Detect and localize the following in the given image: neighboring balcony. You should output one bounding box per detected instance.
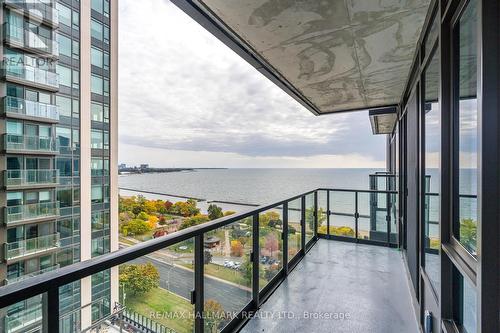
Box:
[3,0,59,28]
[3,201,60,226]
[2,96,59,123]
[2,62,59,91]
[3,169,59,190]
[3,302,43,333]
[3,23,59,57]
[4,264,59,286]
[3,233,60,261]
[3,134,59,155]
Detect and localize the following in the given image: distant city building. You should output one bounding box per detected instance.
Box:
[119,163,127,170]
[140,164,149,169]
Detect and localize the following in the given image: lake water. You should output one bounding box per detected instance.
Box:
[119,168,385,206]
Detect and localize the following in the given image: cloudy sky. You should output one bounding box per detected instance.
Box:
[118,0,386,168]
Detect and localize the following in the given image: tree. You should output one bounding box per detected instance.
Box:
[204,250,213,265]
[179,215,210,230]
[259,211,281,227]
[204,299,225,333]
[460,218,477,252]
[264,233,279,257]
[158,215,167,226]
[126,219,152,235]
[230,240,244,257]
[119,263,159,296]
[207,204,223,220]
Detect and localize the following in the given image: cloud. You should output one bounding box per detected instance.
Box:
[118,0,386,165]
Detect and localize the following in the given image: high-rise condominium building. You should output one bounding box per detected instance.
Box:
[0,0,118,331]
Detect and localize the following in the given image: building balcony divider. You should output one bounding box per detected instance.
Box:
[3,232,60,261]
[3,169,59,188]
[2,58,59,90]
[3,0,59,27]
[4,264,59,286]
[2,96,59,122]
[3,134,59,154]
[4,201,60,225]
[3,23,59,57]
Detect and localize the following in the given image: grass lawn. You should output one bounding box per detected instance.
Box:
[126,287,193,333]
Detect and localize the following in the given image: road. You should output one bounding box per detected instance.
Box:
[128,254,251,313]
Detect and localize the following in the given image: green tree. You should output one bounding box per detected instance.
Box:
[207,204,224,220]
[119,263,160,296]
[460,218,477,252]
[126,219,152,235]
[204,250,213,265]
[179,215,210,230]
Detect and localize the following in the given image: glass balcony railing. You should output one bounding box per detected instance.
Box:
[4,0,59,26]
[4,302,43,333]
[4,169,59,187]
[4,264,59,285]
[3,96,59,121]
[4,201,60,224]
[3,60,59,89]
[0,187,397,333]
[3,134,58,153]
[4,233,60,260]
[3,23,59,56]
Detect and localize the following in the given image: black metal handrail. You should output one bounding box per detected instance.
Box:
[0,187,398,333]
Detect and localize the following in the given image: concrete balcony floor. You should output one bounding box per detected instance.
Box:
[242,240,419,333]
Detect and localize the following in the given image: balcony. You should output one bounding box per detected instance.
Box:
[4,201,60,225]
[4,265,59,286]
[3,302,43,333]
[3,23,59,57]
[3,169,59,189]
[3,0,59,27]
[3,134,59,154]
[2,61,59,91]
[3,233,60,261]
[0,187,418,333]
[2,96,59,122]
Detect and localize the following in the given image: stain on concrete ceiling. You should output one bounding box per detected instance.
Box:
[197,0,431,114]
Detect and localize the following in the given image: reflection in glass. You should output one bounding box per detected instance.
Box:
[204,218,252,332]
[259,207,283,290]
[329,191,355,237]
[457,0,477,256]
[287,198,302,260]
[304,194,314,244]
[424,48,440,292]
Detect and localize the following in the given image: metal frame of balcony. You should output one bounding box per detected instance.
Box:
[3,169,59,190]
[3,0,59,28]
[2,96,59,123]
[0,187,397,333]
[3,264,59,286]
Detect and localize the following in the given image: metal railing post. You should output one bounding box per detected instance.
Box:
[355,191,359,240]
[252,213,259,307]
[314,191,318,238]
[282,202,289,275]
[301,196,306,251]
[327,190,330,236]
[386,192,391,245]
[194,234,204,333]
[45,287,59,333]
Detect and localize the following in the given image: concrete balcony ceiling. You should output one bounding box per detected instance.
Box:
[176,0,432,114]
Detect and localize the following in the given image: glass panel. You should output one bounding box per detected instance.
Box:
[203,218,252,332]
[424,48,441,292]
[304,194,314,244]
[287,198,302,260]
[259,206,283,290]
[456,0,478,256]
[119,240,195,333]
[357,192,388,242]
[329,191,355,237]
[462,276,477,333]
[317,190,327,234]
[2,294,45,333]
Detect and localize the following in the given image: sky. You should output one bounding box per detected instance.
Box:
[118,0,387,168]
